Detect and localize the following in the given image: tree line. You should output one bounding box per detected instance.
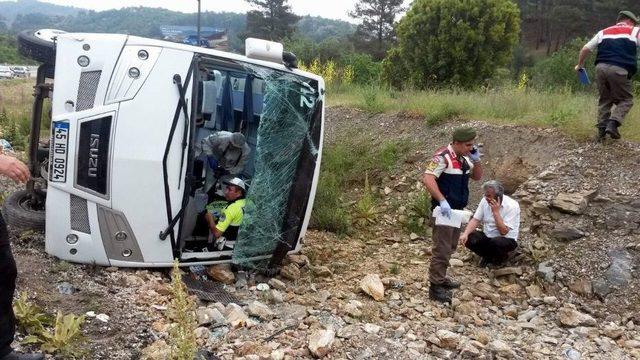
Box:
[2,0,639,89]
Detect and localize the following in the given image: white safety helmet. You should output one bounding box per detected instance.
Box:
[223,177,246,192]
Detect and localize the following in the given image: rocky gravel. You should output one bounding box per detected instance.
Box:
[3,107,640,359]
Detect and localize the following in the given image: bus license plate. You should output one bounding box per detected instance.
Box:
[50,121,69,183]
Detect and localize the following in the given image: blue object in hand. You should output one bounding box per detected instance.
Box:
[578,68,590,85]
[469,145,482,163]
[207,156,218,170]
[439,199,452,219]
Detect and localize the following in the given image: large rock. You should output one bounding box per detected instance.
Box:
[459,342,481,358]
[525,284,543,298]
[336,325,359,339]
[449,259,464,267]
[207,264,235,284]
[287,254,310,267]
[493,267,523,277]
[280,263,301,280]
[488,340,515,357]
[603,322,624,340]
[194,327,210,341]
[470,282,500,303]
[558,306,597,327]
[550,225,585,241]
[247,301,275,321]
[308,329,335,358]
[593,249,633,298]
[537,261,555,283]
[568,279,593,297]
[436,330,461,349]
[313,266,333,278]
[455,301,477,317]
[551,193,589,215]
[360,274,385,301]
[140,340,172,360]
[225,303,249,328]
[196,307,225,326]
[268,278,287,291]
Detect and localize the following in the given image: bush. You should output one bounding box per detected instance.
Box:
[353,173,379,228]
[381,47,409,90]
[384,0,520,89]
[343,53,382,85]
[360,86,387,114]
[168,260,198,360]
[14,292,87,359]
[531,37,595,92]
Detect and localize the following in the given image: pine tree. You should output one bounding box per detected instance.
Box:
[244,0,301,42]
[349,0,405,60]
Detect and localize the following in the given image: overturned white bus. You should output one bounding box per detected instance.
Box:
[4,29,325,269]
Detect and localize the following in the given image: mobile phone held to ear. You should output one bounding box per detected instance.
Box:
[470,145,478,155]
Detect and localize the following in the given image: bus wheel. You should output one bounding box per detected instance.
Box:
[2,189,46,231]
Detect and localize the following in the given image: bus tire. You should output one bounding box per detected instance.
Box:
[17,30,57,65]
[2,190,46,232]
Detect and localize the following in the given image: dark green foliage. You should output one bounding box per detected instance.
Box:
[343,53,382,85]
[349,0,405,60]
[530,37,595,92]
[384,0,520,89]
[381,47,408,89]
[244,0,300,42]
[285,35,356,64]
[0,34,35,64]
[519,0,638,54]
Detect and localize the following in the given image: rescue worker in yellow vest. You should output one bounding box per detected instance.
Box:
[422,127,483,303]
[205,177,246,251]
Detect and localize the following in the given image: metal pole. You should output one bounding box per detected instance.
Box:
[197,0,201,46]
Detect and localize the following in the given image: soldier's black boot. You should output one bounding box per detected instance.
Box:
[441,278,461,289]
[605,119,621,139]
[429,283,452,303]
[595,122,607,142]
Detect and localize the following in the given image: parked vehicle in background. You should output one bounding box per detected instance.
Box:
[182,35,209,47]
[0,65,14,79]
[11,66,30,77]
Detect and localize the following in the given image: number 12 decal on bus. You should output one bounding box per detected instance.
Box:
[50,121,69,183]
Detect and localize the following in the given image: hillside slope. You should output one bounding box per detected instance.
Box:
[4,107,640,359]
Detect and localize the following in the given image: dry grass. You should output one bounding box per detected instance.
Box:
[329,84,640,142]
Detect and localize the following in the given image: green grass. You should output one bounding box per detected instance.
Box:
[0,78,50,150]
[310,137,413,234]
[329,84,640,142]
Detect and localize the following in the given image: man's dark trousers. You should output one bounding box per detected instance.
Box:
[0,212,17,358]
[465,230,517,264]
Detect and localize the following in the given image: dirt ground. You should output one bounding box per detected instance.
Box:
[3,106,640,359]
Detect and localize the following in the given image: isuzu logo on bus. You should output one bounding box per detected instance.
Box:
[88,134,100,178]
[77,116,112,196]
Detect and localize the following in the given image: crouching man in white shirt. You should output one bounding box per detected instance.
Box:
[459,180,520,267]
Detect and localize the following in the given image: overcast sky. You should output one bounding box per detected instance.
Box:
[36,0,371,22]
